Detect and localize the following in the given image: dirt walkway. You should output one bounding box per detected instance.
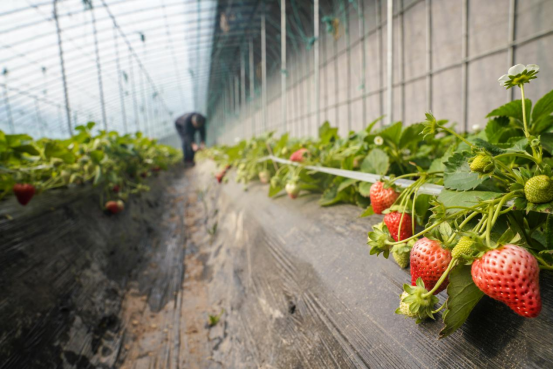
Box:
[116,167,228,369]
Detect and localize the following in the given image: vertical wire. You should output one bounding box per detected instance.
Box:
[113,28,127,133]
[344,1,352,132]
[53,0,73,136]
[314,0,320,136]
[386,0,394,124]
[359,0,366,126]
[425,0,432,113]
[2,82,14,133]
[91,2,108,131]
[377,0,383,123]
[35,97,45,138]
[241,46,246,137]
[129,52,140,132]
[262,12,267,132]
[461,0,469,131]
[507,0,516,102]
[399,0,405,123]
[249,39,255,137]
[281,0,287,135]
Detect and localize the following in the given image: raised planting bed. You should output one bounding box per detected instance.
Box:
[0,160,552,368]
[0,168,190,368]
[194,160,553,368]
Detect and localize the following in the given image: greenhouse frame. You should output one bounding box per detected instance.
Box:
[1,1,553,368]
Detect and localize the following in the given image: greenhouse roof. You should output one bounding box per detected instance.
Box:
[0,0,222,139]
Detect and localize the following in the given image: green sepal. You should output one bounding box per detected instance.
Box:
[367,222,393,258]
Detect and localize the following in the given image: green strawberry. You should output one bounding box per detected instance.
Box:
[469,154,494,174]
[524,175,553,203]
[391,242,412,269]
[451,236,474,259]
[392,251,410,269]
[395,292,417,318]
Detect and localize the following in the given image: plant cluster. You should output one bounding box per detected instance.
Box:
[201,64,552,337]
[0,122,181,211]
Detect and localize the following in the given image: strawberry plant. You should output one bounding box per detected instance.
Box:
[202,63,552,338]
[0,122,181,208]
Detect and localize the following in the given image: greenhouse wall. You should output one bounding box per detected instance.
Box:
[208,0,553,146]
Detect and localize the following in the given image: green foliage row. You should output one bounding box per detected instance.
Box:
[202,71,552,338]
[0,122,182,205]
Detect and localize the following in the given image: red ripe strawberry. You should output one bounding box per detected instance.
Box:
[215,171,226,183]
[112,185,120,193]
[369,181,399,214]
[151,166,161,172]
[105,200,122,214]
[140,172,148,178]
[384,212,414,242]
[410,237,452,294]
[289,148,308,162]
[472,244,541,318]
[13,183,36,206]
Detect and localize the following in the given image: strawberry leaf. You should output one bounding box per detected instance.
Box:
[359,205,374,218]
[440,265,484,339]
[361,149,389,175]
[437,190,502,214]
[358,182,372,196]
[540,133,552,154]
[443,152,485,190]
[318,121,339,144]
[337,178,358,192]
[546,215,553,250]
[378,121,403,146]
[531,90,552,123]
[486,98,531,125]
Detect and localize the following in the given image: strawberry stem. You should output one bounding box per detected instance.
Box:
[423,258,458,297]
[432,300,448,314]
[519,84,541,162]
[485,205,495,247]
[438,126,474,148]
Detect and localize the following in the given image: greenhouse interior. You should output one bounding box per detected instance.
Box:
[1,0,553,368]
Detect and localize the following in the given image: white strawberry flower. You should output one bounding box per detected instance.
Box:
[498,64,539,89]
[472,124,481,132]
[374,136,384,146]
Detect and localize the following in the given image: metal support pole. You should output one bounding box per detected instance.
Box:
[344,3,352,132]
[129,52,140,132]
[425,0,432,112]
[281,0,287,134]
[314,0,320,132]
[240,47,246,137]
[399,0,405,123]
[249,39,255,137]
[113,28,128,133]
[386,0,394,124]
[91,4,108,131]
[461,0,469,132]
[377,0,383,121]
[53,0,73,136]
[35,97,45,138]
[507,0,516,101]
[235,76,239,115]
[2,84,14,133]
[359,0,366,125]
[196,0,201,110]
[262,13,267,132]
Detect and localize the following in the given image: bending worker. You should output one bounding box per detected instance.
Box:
[175,112,206,167]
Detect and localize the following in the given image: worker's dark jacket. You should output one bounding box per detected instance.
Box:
[175,113,206,162]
